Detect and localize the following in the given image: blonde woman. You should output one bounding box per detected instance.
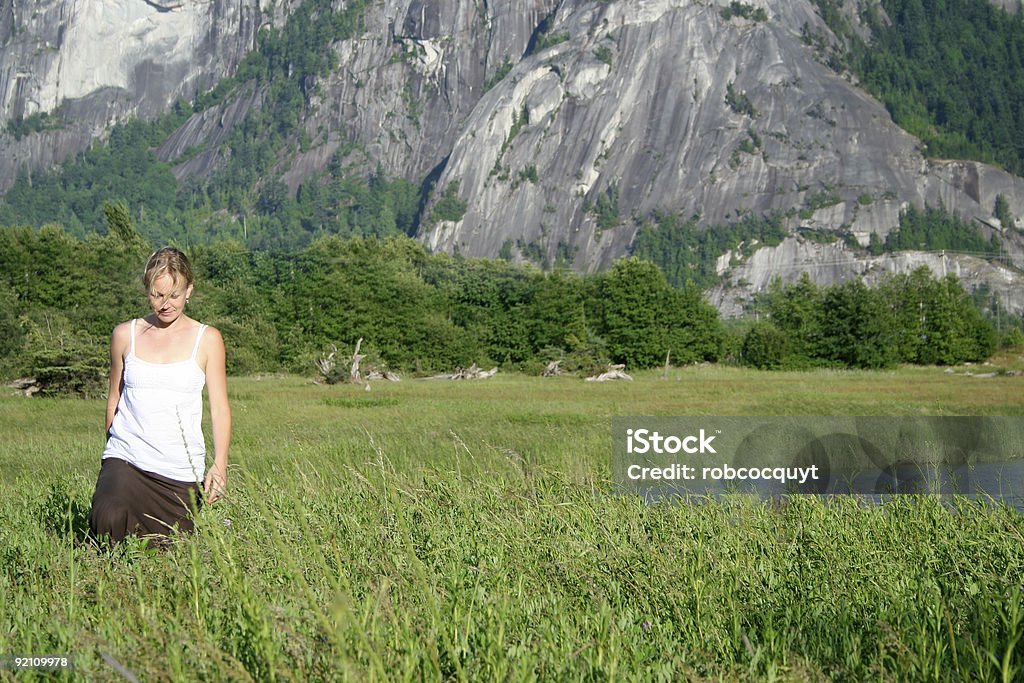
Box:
[90,247,231,545]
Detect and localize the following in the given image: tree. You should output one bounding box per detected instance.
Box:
[994,193,1013,227]
[761,273,825,364]
[741,322,790,369]
[526,269,587,355]
[818,279,899,369]
[103,200,146,249]
[596,257,722,368]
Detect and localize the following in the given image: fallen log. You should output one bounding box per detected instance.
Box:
[365,368,402,381]
[585,364,633,382]
[541,360,563,377]
[9,377,40,396]
[423,363,498,380]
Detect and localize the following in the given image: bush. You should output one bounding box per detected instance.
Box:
[1001,326,1024,349]
[23,313,107,398]
[741,321,790,369]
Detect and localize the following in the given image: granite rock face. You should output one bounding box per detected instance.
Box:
[708,228,1024,318]
[419,0,1024,274]
[2,0,1023,308]
[0,0,262,186]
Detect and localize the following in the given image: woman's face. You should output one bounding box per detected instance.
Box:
[148,273,193,324]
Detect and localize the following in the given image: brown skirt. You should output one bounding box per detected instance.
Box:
[90,457,202,546]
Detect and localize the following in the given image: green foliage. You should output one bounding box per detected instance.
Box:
[430,182,468,224]
[720,2,769,22]
[587,184,620,230]
[0,224,1004,380]
[737,128,761,156]
[725,81,757,117]
[815,0,1024,174]
[4,111,64,140]
[527,10,570,57]
[758,274,825,366]
[631,210,788,289]
[803,187,841,213]
[593,45,614,67]
[868,231,884,256]
[880,268,998,365]
[884,204,999,255]
[498,240,514,261]
[103,200,147,250]
[0,116,187,238]
[0,283,25,373]
[484,58,514,91]
[1003,326,1024,349]
[748,267,997,369]
[741,321,790,369]
[818,279,901,369]
[518,164,539,185]
[797,227,840,244]
[22,311,107,397]
[994,194,1013,227]
[518,240,546,268]
[592,257,723,368]
[499,107,528,163]
[526,269,588,359]
[0,224,149,339]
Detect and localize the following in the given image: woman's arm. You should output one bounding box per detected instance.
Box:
[203,327,231,502]
[105,323,130,438]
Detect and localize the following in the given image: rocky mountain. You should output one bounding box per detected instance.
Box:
[2,0,1023,312]
[0,0,262,186]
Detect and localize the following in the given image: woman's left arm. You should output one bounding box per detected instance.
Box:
[203,327,231,502]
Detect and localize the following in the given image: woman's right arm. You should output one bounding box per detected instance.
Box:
[105,323,130,437]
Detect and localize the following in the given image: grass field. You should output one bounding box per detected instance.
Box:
[1,363,1023,681]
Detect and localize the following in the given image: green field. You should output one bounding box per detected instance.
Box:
[1,365,1023,681]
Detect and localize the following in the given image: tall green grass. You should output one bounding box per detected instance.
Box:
[1,366,1022,680]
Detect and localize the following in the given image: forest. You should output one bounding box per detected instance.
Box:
[0,213,1012,396]
[813,0,1024,174]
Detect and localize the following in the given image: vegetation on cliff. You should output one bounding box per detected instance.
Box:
[812,0,1024,174]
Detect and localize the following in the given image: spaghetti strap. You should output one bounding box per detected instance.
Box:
[129,318,137,355]
[190,324,208,361]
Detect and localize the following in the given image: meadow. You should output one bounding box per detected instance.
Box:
[1,363,1023,681]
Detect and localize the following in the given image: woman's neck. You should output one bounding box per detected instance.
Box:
[144,313,191,331]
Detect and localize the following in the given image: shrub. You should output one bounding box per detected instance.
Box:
[741,321,790,369]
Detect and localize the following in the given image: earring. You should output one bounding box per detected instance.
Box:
[186,297,190,304]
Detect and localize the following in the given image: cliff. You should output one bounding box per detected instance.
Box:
[2,0,1023,309]
[0,0,262,185]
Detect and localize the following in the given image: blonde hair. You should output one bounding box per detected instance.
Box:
[143,247,194,290]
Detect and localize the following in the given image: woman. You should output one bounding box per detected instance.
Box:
[90,247,231,545]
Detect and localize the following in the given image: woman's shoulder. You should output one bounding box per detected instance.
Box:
[196,323,226,371]
[111,319,136,341]
[198,323,225,347]
[109,319,136,357]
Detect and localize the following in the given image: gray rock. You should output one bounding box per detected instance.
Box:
[2,0,1023,316]
[0,0,261,187]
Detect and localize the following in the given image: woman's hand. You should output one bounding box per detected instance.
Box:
[204,463,228,503]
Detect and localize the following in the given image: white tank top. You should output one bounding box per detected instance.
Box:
[103,319,208,482]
